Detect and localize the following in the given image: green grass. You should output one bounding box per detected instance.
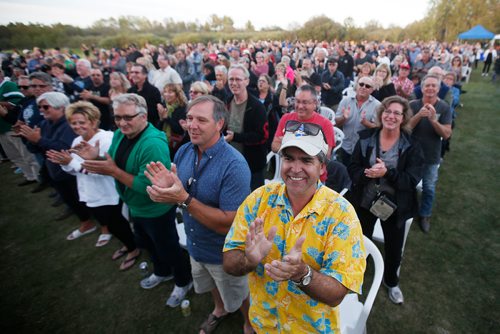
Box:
[1,70,499,333]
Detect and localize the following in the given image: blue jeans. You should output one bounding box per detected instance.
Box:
[419,163,440,217]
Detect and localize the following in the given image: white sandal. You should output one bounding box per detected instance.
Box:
[95,234,112,247]
[66,226,97,241]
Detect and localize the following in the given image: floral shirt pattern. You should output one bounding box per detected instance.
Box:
[224,182,366,333]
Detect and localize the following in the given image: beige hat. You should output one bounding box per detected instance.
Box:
[278,122,327,156]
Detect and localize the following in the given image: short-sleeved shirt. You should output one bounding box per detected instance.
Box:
[410,99,452,164]
[174,136,251,264]
[335,95,381,154]
[224,182,366,333]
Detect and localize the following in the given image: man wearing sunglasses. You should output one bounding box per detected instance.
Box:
[335,76,381,166]
[271,85,335,163]
[223,123,366,333]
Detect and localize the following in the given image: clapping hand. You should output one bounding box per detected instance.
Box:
[70,140,100,160]
[364,158,387,178]
[245,218,277,268]
[264,235,306,282]
[46,149,72,165]
[145,162,186,204]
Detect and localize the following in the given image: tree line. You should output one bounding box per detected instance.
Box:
[0,0,498,50]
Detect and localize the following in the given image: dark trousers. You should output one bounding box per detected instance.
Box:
[132,207,192,287]
[89,204,136,251]
[356,206,405,287]
[52,176,91,222]
[337,148,352,168]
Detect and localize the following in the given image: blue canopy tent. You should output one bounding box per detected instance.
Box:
[458,25,495,39]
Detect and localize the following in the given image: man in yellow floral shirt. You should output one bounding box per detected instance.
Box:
[223,121,366,333]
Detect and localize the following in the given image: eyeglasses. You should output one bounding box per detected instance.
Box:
[285,120,322,136]
[383,109,404,117]
[19,85,30,89]
[30,84,48,88]
[358,82,373,89]
[38,104,51,111]
[113,113,140,122]
[294,99,315,106]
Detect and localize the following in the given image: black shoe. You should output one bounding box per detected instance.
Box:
[54,208,73,221]
[51,197,64,207]
[18,180,38,187]
[419,216,431,233]
[31,182,49,193]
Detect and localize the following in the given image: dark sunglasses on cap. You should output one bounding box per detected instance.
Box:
[358,82,373,89]
[285,120,322,136]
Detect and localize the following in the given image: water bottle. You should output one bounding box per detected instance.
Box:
[181,299,191,317]
[139,261,149,277]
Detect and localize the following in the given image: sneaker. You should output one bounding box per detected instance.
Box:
[419,216,431,233]
[387,285,404,304]
[140,273,173,289]
[166,281,193,307]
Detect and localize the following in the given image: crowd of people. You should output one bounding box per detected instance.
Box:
[1,38,498,333]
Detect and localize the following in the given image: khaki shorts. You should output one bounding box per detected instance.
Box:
[190,257,249,313]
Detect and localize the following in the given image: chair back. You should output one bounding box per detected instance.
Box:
[334,127,344,155]
[339,235,384,334]
[264,151,282,184]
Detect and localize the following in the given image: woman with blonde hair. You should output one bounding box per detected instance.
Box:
[157,83,188,159]
[372,63,397,102]
[108,72,131,100]
[46,101,140,269]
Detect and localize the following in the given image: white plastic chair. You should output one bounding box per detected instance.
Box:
[339,235,384,334]
[175,208,187,249]
[264,151,282,184]
[461,66,472,83]
[333,127,344,156]
[319,106,336,125]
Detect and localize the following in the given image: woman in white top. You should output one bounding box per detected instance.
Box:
[46,101,140,270]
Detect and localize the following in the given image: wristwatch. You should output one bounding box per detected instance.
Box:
[291,264,313,287]
[178,194,193,210]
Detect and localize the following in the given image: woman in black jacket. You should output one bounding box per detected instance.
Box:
[347,95,423,305]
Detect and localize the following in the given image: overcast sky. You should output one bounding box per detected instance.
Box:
[0,0,430,30]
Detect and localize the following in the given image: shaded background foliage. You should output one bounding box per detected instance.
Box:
[0,0,498,50]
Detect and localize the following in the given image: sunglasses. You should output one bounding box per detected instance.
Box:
[358,82,373,89]
[113,113,140,122]
[38,104,51,111]
[30,84,48,88]
[19,85,30,89]
[285,120,322,136]
[189,90,202,94]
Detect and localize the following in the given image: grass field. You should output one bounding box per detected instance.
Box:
[1,70,499,334]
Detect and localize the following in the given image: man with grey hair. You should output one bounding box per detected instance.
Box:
[78,93,193,303]
[226,64,268,190]
[151,54,183,92]
[335,76,381,166]
[409,74,452,233]
[144,95,253,333]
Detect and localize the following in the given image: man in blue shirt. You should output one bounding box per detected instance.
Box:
[145,95,254,334]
